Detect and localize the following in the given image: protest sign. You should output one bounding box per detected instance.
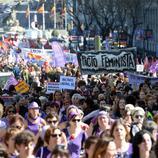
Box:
[136,64,144,72]
[127,72,158,90]
[64,53,78,65]
[46,82,61,94]
[77,47,136,74]
[15,81,29,94]
[60,76,76,90]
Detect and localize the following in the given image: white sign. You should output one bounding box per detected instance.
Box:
[136,64,144,72]
[46,82,61,93]
[60,76,76,90]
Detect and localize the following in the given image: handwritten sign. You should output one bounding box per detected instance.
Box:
[60,76,76,90]
[46,82,61,93]
[77,47,136,74]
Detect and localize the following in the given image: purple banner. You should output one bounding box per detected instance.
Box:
[52,42,66,67]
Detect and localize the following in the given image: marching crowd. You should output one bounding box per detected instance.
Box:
[0,33,158,158]
[0,62,157,158]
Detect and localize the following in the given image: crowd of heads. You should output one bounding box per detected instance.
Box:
[0,62,157,158]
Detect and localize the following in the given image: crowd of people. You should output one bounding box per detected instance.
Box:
[0,62,157,158]
[0,33,158,158]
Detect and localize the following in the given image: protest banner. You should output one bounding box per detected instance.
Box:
[60,76,76,90]
[3,74,18,90]
[77,47,136,74]
[21,48,78,66]
[127,72,158,90]
[46,82,61,94]
[15,81,29,94]
[21,48,55,66]
[52,42,66,67]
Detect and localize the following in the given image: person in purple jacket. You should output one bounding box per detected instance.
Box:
[63,111,87,158]
[36,127,67,158]
[26,102,46,135]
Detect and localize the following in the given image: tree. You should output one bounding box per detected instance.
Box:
[67,0,119,38]
[67,0,153,46]
[117,0,153,46]
[66,0,94,35]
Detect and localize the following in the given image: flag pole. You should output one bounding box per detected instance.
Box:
[65,7,67,30]
[43,3,45,31]
[54,0,56,29]
[28,4,31,29]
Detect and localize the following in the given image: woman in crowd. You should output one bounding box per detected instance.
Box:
[60,105,88,132]
[2,105,16,127]
[143,120,158,142]
[92,137,117,158]
[87,111,111,137]
[14,130,35,158]
[44,102,60,116]
[53,91,63,107]
[26,102,46,135]
[139,90,146,100]
[84,136,98,158]
[59,105,78,129]
[71,93,83,106]
[40,113,60,141]
[110,119,133,158]
[4,128,20,157]
[123,104,135,132]
[45,113,59,128]
[116,96,127,118]
[130,107,145,138]
[59,91,71,123]
[8,114,26,132]
[63,111,87,158]
[49,146,70,158]
[132,130,153,158]
[36,127,67,158]
[139,82,151,95]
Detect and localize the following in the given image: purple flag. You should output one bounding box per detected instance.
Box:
[51,42,66,67]
[149,61,158,73]
[4,75,18,90]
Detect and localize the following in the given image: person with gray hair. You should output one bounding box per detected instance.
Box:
[87,111,111,137]
[130,107,145,138]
